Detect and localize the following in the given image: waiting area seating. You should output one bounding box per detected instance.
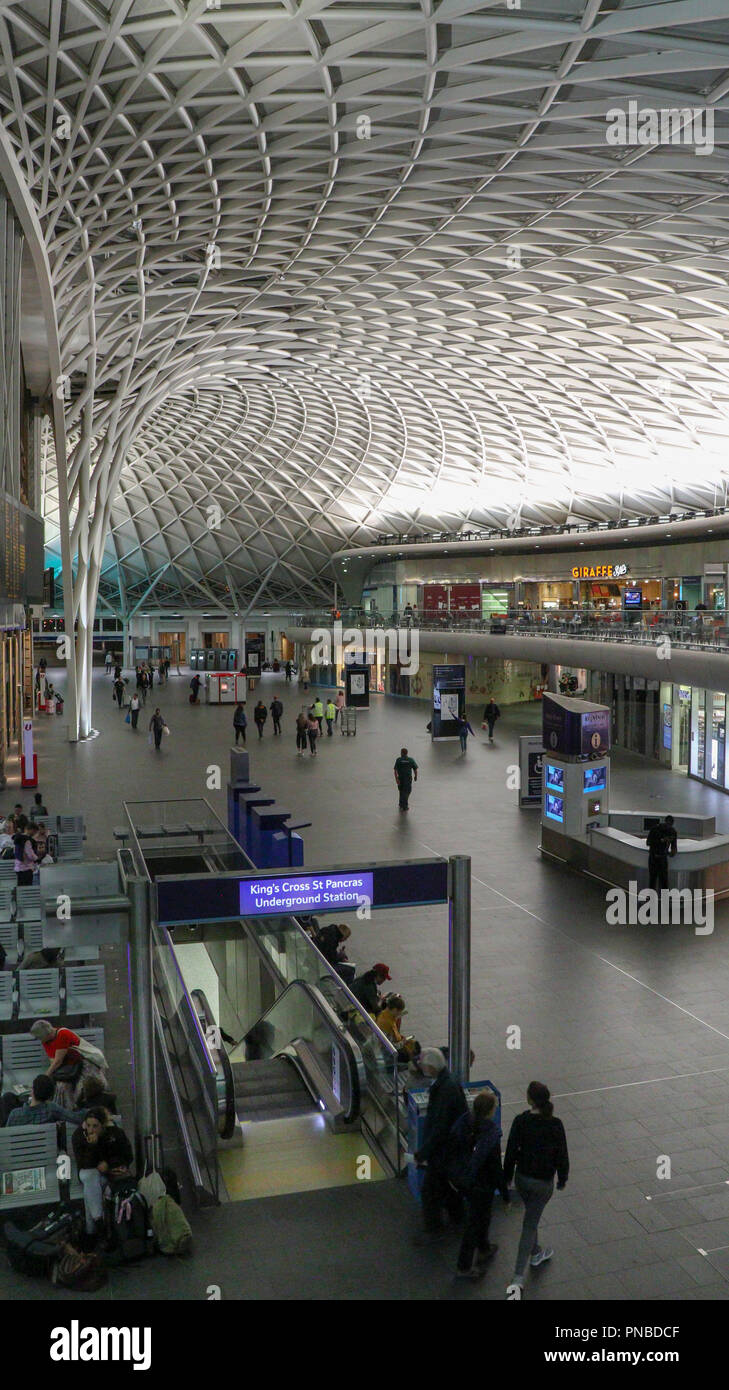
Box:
[0,963,107,1024]
[0,1027,105,1090]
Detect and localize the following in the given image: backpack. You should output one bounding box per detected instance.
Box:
[151,1194,193,1256]
[107,1180,152,1263]
[4,1204,81,1278]
[53,1247,108,1292]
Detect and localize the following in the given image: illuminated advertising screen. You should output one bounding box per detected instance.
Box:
[545,763,564,793]
[624,588,642,608]
[583,766,607,793]
[544,793,564,823]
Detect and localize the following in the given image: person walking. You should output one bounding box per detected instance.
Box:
[312,696,324,733]
[129,692,140,730]
[113,674,126,709]
[254,700,268,739]
[645,814,678,891]
[306,710,320,756]
[189,672,201,704]
[334,689,345,729]
[483,699,501,743]
[295,708,308,756]
[325,697,336,736]
[158,659,166,686]
[456,713,475,754]
[270,697,283,736]
[139,667,148,704]
[149,708,167,751]
[233,703,247,744]
[448,1090,506,1279]
[104,649,112,676]
[394,747,418,811]
[414,1048,468,1239]
[285,660,292,683]
[300,663,309,691]
[503,1081,569,1300]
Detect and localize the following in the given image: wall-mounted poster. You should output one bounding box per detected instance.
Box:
[350,672,365,696]
[441,691,460,722]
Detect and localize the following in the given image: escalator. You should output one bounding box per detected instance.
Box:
[231,1058,316,1121]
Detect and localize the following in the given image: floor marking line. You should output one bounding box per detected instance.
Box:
[644,1180,729,1202]
[465,870,729,1047]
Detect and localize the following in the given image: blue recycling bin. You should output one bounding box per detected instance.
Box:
[406,1078,501,1202]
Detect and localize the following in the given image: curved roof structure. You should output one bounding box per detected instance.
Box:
[3,0,729,625]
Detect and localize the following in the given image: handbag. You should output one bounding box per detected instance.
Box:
[163,724,170,736]
[75,1037,108,1072]
[53,1052,83,1084]
[125,710,131,724]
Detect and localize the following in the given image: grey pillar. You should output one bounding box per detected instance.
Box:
[448,854,471,1084]
[127,875,157,1158]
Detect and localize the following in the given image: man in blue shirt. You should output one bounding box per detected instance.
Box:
[5,1074,84,1127]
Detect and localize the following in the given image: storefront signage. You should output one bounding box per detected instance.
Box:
[571,563,628,580]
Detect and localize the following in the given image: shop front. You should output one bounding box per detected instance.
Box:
[689,687,729,791]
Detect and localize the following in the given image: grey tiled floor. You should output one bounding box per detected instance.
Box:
[3,665,729,1300]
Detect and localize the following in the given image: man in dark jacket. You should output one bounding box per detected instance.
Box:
[350,963,391,1015]
[483,699,500,742]
[270,697,283,735]
[645,814,677,891]
[415,1048,468,1235]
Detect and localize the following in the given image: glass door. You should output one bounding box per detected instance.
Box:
[690,687,705,778]
[710,690,727,785]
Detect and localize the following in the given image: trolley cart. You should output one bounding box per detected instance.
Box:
[341,707,357,736]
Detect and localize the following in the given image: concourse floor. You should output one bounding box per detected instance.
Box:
[4,666,729,1301]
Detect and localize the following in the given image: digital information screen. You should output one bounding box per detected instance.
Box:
[545,763,564,793]
[157,858,449,925]
[583,766,607,793]
[544,793,564,823]
[624,589,642,608]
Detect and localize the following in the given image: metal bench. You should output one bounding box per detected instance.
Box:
[58,816,84,837]
[0,860,16,882]
[62,944,100,964]
[0,887,14,921]
[0,921,19,966]
[0,972,14,1022]
[0,1123,60,1211]
[56,833,83,863]
[21,920,43,954]
[17,967,60,1019]
[16,887,42,922]
[1,1027,105,1090]
[64,965,106,1016]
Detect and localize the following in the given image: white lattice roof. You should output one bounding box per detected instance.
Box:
[4,0,729,608]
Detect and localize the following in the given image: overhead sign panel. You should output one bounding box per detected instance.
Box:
[156,858,449,925]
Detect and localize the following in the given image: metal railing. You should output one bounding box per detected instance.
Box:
[288,607,729,654]
[364,504,729,548]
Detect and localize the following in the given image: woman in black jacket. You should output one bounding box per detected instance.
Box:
[448,1089,507,1278]
[72,1107,133,1239]
[503,1081,569,1300]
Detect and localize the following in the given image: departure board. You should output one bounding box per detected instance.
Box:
[2,499,25,601]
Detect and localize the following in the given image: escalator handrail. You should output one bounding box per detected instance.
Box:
[190,987,237,1141]
[248,978,364,1124]
[248,911,400,1062]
